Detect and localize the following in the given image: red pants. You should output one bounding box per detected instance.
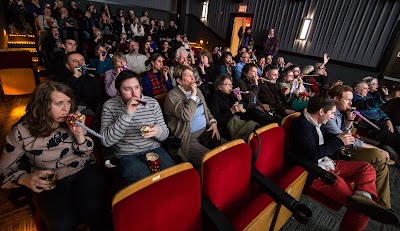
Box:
[310,160,377,231]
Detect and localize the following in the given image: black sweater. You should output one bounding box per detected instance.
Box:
[209,91,237,127]
[62,72,101,111]
[289,114,344,163]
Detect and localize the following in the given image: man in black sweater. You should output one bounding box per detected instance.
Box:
[61,51,101,115]
[235,63,276,126]
[258,67,295,118]
[289,95,399,230]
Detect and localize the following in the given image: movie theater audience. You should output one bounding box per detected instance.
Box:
[6,2,400,230]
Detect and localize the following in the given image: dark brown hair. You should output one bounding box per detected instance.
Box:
[328,85,353,99]
[214,74,232,91]
[307,94,336,114]
[115,70,141,93]
[241,63,258,79]
[25,82,76,137]
[199,51,213,64]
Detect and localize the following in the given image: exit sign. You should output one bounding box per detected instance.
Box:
[238,5,247,12]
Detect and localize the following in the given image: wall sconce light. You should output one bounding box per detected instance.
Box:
[299,18,312,40]
[200,40,204,45]
[201,1,209,21]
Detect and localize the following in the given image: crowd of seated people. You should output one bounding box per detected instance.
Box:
[3,1,400,230]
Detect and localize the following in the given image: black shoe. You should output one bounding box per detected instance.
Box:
[347,194,400,225]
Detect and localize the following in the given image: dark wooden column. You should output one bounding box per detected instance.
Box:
[176,0,188,34]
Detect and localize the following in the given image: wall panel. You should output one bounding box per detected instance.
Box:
[93,0,177,13]
[188,0,400,68]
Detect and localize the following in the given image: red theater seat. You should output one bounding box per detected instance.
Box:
[248,123,309,230]
[112,163,202,231]
[201,140,277,230]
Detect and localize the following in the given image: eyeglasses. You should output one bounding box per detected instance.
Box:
[221,84,233,87]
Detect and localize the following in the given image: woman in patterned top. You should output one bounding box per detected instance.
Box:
[0,82,110,231]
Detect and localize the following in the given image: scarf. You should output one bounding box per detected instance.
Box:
[148,71,166,96]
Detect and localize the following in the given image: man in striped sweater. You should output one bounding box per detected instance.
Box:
[100,70,175,186]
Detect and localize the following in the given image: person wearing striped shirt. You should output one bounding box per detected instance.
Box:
[100,70,174,186]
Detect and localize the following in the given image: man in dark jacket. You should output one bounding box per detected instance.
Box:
[235,63,276,126]
[62,51,101,115]
[289,94,399,230]
[258,67,295,118]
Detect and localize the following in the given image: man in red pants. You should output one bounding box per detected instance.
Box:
[289,94,399,231]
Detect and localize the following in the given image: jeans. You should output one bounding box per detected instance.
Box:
[118,147,175,186]
[34,165,112,231]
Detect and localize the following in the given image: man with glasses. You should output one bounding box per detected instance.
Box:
[232,51,251,82]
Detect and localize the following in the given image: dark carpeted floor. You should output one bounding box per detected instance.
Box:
[281,166,400,231]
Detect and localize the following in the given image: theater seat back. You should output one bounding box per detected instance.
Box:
[248,123,284,180]
[202,140,252,214]
[112,163,201,231]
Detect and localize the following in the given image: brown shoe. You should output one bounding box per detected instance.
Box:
[347,194,400,225]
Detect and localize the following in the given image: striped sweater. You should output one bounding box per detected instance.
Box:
[100,95,169,156]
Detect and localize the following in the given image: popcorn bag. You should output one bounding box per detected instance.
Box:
[146,152,160,173]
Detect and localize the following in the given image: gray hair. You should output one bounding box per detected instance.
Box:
[175,48,188,59]
[363,76,378,86]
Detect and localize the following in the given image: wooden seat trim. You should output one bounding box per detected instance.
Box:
[112,162,193,206]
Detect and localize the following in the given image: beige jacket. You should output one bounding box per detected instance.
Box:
[164,86,215,161]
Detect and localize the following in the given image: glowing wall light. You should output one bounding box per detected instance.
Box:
[201,1,209,21]
[299,18,312,40]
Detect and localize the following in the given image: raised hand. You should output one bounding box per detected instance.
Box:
[126,96,142,113]
[190,81,197,96]
[323,53,330,65]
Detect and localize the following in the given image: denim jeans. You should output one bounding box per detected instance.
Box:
[118,147,175,186]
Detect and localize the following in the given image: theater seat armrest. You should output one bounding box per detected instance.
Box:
[251,168,312,224]
[286,153,337,186]
[202,196,236,231]
[359,136,380,146]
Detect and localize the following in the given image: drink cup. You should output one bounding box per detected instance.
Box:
[140,125,153,136]
[41,173,58,190]
[281,86,288,94]
[235,102,246,113]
